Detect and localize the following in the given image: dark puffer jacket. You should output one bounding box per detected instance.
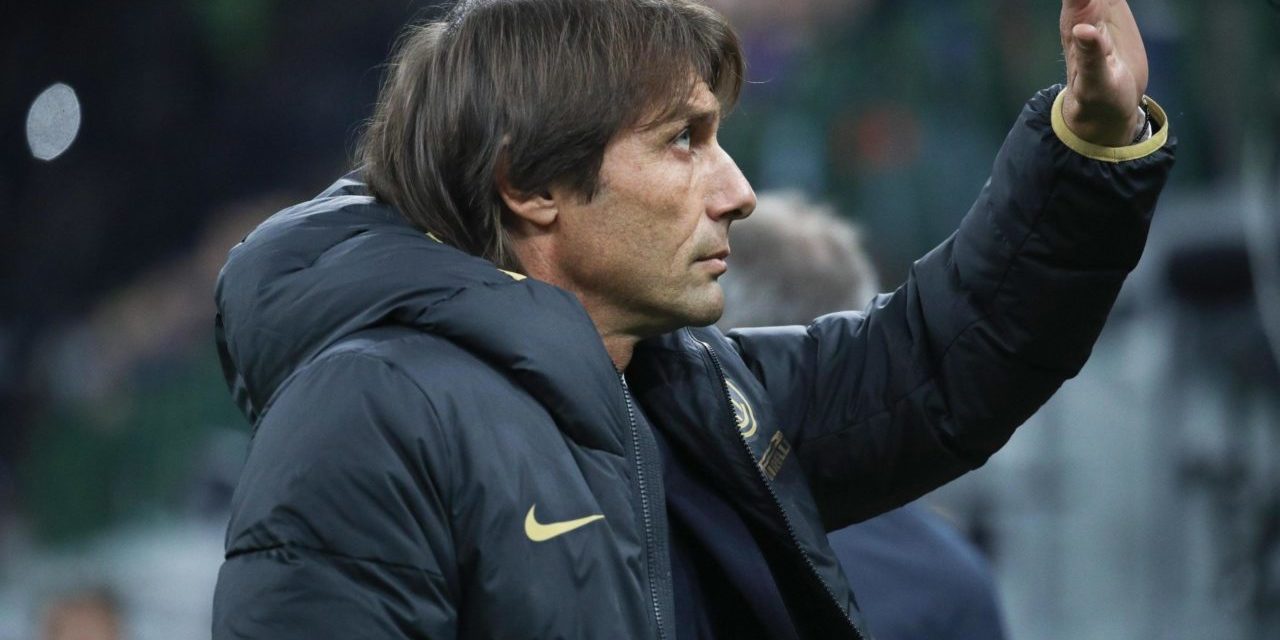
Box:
[211,86,1174,639]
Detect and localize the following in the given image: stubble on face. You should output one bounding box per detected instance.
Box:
[553,81,744,339]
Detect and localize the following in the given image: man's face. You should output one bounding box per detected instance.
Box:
[549,80,756,336]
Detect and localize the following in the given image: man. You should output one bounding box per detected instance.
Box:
[718,192,1006,640]
[211,0,1173,638]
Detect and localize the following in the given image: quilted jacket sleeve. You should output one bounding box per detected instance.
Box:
[728,85,1176,530]
[212,353,458,639]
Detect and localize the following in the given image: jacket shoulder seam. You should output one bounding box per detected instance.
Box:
[316,346,460,482]
[262,346,462,513]
[225,542,446,578]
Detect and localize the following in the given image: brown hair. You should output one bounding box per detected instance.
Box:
[357,0,745,270]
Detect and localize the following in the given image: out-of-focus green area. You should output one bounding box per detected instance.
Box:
[715,0,1280,277]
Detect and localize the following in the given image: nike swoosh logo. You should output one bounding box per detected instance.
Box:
[524,505,605,542]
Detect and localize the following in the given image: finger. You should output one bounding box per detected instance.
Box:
[1068,23,1114,92]
[1072,23,1114,59]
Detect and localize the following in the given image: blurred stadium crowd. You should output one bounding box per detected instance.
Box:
[1,0,1278,638]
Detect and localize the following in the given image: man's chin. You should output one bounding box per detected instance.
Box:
[680,290,725,329]
[685,306,723,328]
[632,285,724,335]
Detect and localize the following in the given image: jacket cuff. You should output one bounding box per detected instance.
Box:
[1050,90,1170,163]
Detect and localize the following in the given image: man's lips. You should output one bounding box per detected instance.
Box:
[696,248,730,274]
[701,248,730,261]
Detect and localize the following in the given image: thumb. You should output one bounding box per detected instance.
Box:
[1069,23,1112,90]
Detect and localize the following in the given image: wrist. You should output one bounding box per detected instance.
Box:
[1050,89,1170,163]
[1061,89,1146,147]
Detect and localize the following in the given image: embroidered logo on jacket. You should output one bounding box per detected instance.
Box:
[758,431,792,480]
[725,378,758,440]
[524,505,605,542]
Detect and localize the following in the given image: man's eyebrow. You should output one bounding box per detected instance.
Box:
[685,106,720,124]
[647,103,721,130]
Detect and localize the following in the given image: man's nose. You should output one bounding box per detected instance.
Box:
[707,146,756,222]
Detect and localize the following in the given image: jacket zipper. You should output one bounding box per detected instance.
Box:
[698,340,865,640]
[618,373,668,640]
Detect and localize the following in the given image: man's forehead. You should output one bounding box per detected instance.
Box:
[644,80,722,129]
[682,82,722,118]
[676,81,721,118]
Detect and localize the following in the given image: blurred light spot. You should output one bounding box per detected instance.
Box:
[26,83,82,161]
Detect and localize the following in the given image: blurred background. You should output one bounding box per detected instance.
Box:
[1,0,1277,638]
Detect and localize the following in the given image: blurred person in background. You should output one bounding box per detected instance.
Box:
[210,0,1173,638]
[718,191,1006,640]
[39,587,122,640]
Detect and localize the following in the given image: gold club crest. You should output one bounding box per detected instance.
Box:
[725,379,757,440]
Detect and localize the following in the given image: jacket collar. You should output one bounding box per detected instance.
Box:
[629,327,867,639]
[629,328,783,521]
[215,173,628,454]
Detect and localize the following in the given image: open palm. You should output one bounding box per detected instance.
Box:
[1060,0,1149,146]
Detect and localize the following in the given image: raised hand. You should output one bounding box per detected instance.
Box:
[1060,0,1149,146]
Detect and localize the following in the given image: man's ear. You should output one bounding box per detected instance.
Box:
[496,161,558,227]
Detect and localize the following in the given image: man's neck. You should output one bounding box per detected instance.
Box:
[511,235,642,371]
[602,331,639,372]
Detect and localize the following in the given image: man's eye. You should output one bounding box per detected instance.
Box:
[673,127,692,151]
